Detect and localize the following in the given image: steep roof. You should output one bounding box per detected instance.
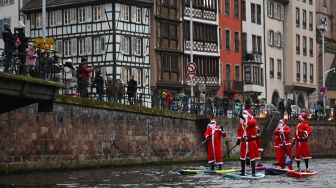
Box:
[22,0,153,12]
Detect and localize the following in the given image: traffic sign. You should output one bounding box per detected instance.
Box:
[186,72,196,80]
[186,62,197,73]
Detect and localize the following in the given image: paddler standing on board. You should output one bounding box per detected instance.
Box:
[274,118,293,169]
[236,109,260,176]
[204,118,227,170]
[293,113,312,172]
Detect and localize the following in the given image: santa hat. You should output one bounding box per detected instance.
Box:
[210,118,216,124]
[279,119,287,124]
[299,114,307,121]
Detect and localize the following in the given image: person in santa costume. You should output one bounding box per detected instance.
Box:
[255,124,264,167]
[204,118,227,170]
[236,109,260,176]
[293,113,312,172]
[274,118,293,169]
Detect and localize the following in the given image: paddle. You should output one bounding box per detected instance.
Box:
[183,136,210,159]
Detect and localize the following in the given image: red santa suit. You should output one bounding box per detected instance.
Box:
[294,114,312,161]
[204,119,227,164]
[237,110,260,161]
[256,125,263,152]
[274,119,292,169]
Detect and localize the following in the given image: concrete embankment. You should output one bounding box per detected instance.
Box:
[0,96,335,174]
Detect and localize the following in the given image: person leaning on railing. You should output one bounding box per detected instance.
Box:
[1,23,17,72]
[77,58,94,98]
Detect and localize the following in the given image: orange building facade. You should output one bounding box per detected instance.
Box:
[218,0,243,102]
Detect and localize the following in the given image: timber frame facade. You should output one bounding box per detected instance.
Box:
[22,0,153,107]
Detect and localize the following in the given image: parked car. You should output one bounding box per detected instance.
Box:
[254,103,280,119]
[290,105,301,120]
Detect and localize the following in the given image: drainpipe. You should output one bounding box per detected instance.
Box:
[263,0,267,103]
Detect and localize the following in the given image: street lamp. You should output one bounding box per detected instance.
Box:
[318,17,327,113]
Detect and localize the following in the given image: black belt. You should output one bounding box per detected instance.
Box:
[298,138,308,142]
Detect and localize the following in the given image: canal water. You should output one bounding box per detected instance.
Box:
[0,159,335,188]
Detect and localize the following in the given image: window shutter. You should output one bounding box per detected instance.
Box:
[142,8,147,24]
[56,40,63,56]
[281,6,285,20]
[71,8,77,24]
[143,38,147,56]
[86,37,92,55]
[71,38,77,55]
[120,36,124,54]
[267,2,271,17]
[267,30,271,44]
[131,37,136,55]
[131,6,136,22]
[274,32,278,46]
[101,36,105,53]
[86,6,92,22]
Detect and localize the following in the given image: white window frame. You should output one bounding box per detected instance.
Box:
[64,40,72,57]
[79,38,86,55]
[136,8,142,23]
[94,36,105,54]
[64,9,71,25]
[49,11,56,26]
[94,5,104,21]
[135,38,142,55]
[78,7,86,23]
[122,5,130,21]
[121,36,130,55]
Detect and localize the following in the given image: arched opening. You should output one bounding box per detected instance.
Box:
[297,94,305,109]
[271,90,280,107]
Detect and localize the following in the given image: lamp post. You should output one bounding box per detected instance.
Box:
[318,17,327,114]
[189,0,194,99]
[42,0,46,39]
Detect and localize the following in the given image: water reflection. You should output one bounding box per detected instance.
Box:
[0,159,335,188]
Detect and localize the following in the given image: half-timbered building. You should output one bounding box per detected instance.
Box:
[183,0,220,98]
[21,0,153,107]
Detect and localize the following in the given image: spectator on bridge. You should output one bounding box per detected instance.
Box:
[127,76,137,105]
[15,21,28,74]
[94,70,104,101]
[77,58,94,98]
[286,100,292,120]
[25,42,37,76]
[63,59,76,95]
[116,79,124,103]
[2,23,16,73]
[279,99,286,118]
[106,76,114,102]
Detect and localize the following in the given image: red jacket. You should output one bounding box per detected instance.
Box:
[80,65,94,81]
[294,120,312,141]
[204,124,226,164]
[236,117,258,140]
[274,125,291,148]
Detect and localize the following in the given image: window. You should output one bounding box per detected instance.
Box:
[303,36,307,56]
[235,65,240,81]
[234,31,240,52]
[226,64,231,81]
[161,53,179,81]
[219,27,222,49]
[0,17,10,33]
[277,59,282,79]
[64,40,72,56]
[64,8,76,25]
[1,0,14,5]
[303,62,307,82]
[36,13,42,28]
[225,0,230,15]
[296,35,300,54]
[309,11,313,30]
[257,36,262,54]
[79,38,86,55]
[251,3,255,23]
[218,0,221,14]
[309,0,313,5]
[270,58,274,78]
[242,0,246,21]
[159,21,178,50]
[225,29,230,51]
[78,7,86,23]
[94,5,104,21]
[94,37,105,54]
[121,36,130,54]
[257,4,261,24]
[244,66,251,83]
[268,30,274,45]
[136,8,142,23]
[323,0,327,7]
[252,35,256,53]
[276,32,282,47]
[296,8,300,27]
[242,32,247,53]
[49,11,56,26]
[276,4,281,20]
[234,0,239,18]
[296,61,300,81]
[302,10,306,29]
[133,38,142,55]
[309,64,313,82]
[309,37,313,56]
[122,5,130,21]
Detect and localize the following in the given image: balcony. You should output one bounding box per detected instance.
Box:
[223,80,244,93]
[243,51,262,64]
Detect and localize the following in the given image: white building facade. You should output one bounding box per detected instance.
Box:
[22,1,152,107]
[242,0,265,102]
[264,0,287,106]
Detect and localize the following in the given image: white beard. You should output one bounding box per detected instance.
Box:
[210,123,216,129]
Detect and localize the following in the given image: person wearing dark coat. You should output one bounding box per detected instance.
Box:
[15,23,28,74]
[278,99,286,118]
[127,76,137,105]
[2,23,16,72]
[94,71,104,101]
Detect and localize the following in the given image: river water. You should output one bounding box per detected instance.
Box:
[0,159,335,188]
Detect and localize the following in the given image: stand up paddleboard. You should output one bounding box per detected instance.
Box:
[286,170,317,177]
[179,168,238,175]
[255,166,268,171]
[223,173,265,179]
[265,167,289,175]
